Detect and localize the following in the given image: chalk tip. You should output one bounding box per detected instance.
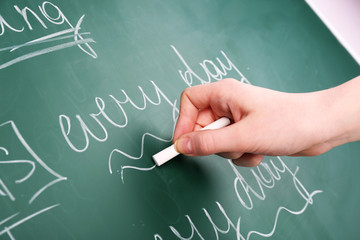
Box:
[152,144,180,166]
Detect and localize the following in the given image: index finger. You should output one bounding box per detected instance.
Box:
[173,82,218,142]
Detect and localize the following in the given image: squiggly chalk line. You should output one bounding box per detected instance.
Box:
[245,190,322,239]
[109,101,178,183]
[155,190,322,240]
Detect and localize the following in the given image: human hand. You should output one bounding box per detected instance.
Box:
[173,77,360,167]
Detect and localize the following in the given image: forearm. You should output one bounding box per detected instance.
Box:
[322,76,360,148]
[173,76,360,166]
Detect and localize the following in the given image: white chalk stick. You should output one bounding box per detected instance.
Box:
[153,117,231,166]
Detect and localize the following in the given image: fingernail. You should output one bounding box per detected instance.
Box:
[175,137,193,155]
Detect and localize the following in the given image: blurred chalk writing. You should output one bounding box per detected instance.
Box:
[0,1,96,70]
[0,121,66,239]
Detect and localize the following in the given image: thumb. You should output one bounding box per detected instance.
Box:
[174,122,251,156]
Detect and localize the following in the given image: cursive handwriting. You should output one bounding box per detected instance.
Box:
[61,45,248,183]
[171,45,250,87]
[60,80,178,153]
[0,121,67,204]
[57,44,322,239]
[154,158,322,239]
[0,1,96,70]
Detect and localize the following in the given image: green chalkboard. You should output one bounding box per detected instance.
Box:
[1,0,359,239]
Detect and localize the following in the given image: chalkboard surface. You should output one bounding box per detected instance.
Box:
[1,0,359,239]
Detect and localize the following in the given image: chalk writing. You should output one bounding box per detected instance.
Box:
[171,45,250,87]
[0,0,327,238]
[0,10,323,235]
[59,81,177,153]
[0,1,96,70]
[0,204,59,240]
[56,44,322,239]
[60,45,248,183]
[154,158,322,239]
[0,121,67,204]
[151,47,322,239]
[0,120,66,239]
[59,80,178,182]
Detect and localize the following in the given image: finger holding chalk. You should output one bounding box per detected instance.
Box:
[153,117,231,166]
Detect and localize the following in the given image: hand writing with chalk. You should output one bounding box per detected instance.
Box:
[172,76,360,167]
[153,117,230,166]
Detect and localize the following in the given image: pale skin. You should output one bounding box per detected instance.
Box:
[173,76,360,167]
